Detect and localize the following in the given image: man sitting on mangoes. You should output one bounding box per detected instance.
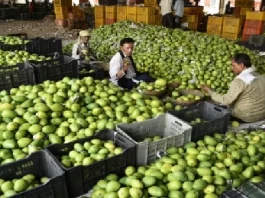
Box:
[202,53,265,123]
[109,38,155,90]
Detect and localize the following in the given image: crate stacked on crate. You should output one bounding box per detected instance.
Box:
[136,6,156,25]
[126,6,137,22]
[207,16,223,36]
[222,16,244,40]
[242,11,265,41]
[47,130,136,197]
[105,6,117,25]
[94,6,105,28]
[182,14,199,30]
[54,0,72,28]
[235,0,254,8]
[117,6,127,22]
[144,0,158,7]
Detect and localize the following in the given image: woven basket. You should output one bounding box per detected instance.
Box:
[168,89,205,106]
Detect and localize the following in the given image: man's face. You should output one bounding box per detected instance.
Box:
[81,36,89,44]
[232,60,244,74]
[121,43,134,56]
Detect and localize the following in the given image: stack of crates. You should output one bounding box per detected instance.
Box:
[222,16,244,40]
[155,7,162,25]
[105,6,117,24]
[234,0,254,17]
[144,0,158,7]
[126,6,137,22]
[54,0,72,27]
[182,15,199,31]
[72,6,85,20]
[207,16,223,36]
[242,11,265,41]
[117,6,127,21]
[136,6,156,25]
[94,6,105,28]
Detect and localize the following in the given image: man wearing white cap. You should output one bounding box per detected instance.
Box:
[72,30,90,61]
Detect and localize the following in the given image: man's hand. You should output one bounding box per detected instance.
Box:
[123,62,130,72]
[201,84,212,93]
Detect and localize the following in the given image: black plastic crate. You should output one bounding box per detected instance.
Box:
[168,102,230,141]
[29,38,63,55]
[79,64,104,80]
[0,63,35,91]
[0,42,33,52]
[99,0,117,5]
[0,150,68,198]
[222,190,249,198]
[239,182,265,198]
[27,55,78,83]
[46,130,136,198]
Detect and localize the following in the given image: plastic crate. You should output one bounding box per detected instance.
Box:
[188,22,198,31]
[126,14,137,21]
[168,102,230,142]
[27,55,78,84]
[105,12,116,19]
[54,6,68,14]
[126,6,137,15]
[46,130,136,198]
[223,16,243,34]
[79,64,105,80]
[94,5,105,13]
[183,15,198,23]
[239,182,265,198]
[144,0,158,6]
[54,0,72,7]
[0,64,35,91]
[137,6,156,15]
[117,113,192,166]
[0,42,33,51]
[99,0,117,5]
[222,189,249,198]
[207,24,222,35]
[29,38,63,55]
[248,34,265,46]
[95,18,105,24]
[184,7,194,15]
[222,32,239,40]
[207,16,223,25]
[0,150,68,198]
[105,18,117,24]
[137,14,155,24]
[105,5,117,13]
[246,11,265,21]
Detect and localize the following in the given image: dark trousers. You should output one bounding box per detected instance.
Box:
[175,15,182,28]
[162,13,174,28]
[118,73,155,90]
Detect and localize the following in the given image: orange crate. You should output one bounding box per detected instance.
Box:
[242,33,251,41]
[56,13,68,20]
[105,6,117,13]
[137,7,156,15]
[208,16,223,25]
[105,12,116,19]
[54,6,68,14]
[222,32,239,40]
[127,14,137,21]
[54,0,72,6]
[127,6,137,15]
[246,11,265,21]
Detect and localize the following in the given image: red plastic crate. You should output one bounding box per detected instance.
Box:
[242,33,251,41]
[244,19,265,29]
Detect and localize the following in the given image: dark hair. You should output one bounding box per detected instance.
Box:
[120,38,134,46]
[233,53,252,68]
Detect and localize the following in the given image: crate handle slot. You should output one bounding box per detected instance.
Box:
[156,149,168,159]
[174,120,183,126]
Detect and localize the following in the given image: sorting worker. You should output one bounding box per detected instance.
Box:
[72,30,90,61]
[109,38,155,90]
[201,53,265,123]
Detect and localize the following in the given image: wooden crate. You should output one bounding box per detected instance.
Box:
[137,6,156,15]
[222,32,239,40]
[246,11,265,21]
[127,14,137,22]
[137,14,155,24]
[127,6,137,15]
[54,0,72,7]
[207,16,223,25]
[105,6,117,13]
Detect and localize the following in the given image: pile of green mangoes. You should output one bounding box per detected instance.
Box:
[170,89,202,102]
[0,174,49,198]
[0,36,30,45]
[91,129,265,198]
[60,139,123,168]
[0,77,174,166]
[90,21,265,94]
[0,50,51,68]
[190,118,206,125]
[138,79,167,92]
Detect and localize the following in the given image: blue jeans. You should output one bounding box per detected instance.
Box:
[118,73,155,90]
